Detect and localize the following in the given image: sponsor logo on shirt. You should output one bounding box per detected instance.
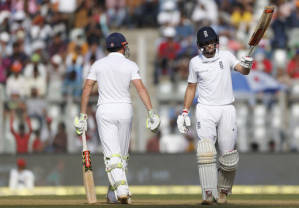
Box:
[196,121,201,129]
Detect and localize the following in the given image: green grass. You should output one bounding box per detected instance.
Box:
[0,194,299,208]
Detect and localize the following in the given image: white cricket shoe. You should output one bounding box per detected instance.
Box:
[106,185,132,204]
[201,191,216,205]
[217,190,228,204]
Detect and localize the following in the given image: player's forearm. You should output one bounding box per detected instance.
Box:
[80,82,94,114]
[137,87,153,111]
[132,79,153,110]
[183,83,197,110]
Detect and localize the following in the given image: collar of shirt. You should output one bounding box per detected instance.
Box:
[200,49,220,63]
[108,52,124,57]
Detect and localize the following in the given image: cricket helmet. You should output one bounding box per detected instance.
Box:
[106,32,128,50]
[196,26,219,47]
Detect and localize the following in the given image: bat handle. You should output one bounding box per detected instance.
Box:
[82,131,88,151]
[247,45,256,57]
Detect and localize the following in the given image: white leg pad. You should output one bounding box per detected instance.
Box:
[218,150,239,194]
[105,154,129,198]
[197,139,218,200]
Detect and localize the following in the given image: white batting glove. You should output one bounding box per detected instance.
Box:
[73,113,88,135]
[177,109,191,134]
[146,109,160,133]
[240,56,253,69]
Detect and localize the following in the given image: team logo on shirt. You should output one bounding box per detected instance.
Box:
[219,61,224,70]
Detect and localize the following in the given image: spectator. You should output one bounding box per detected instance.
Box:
[146,130,161,152]
[287,49,299,79]
[10,110,33,154]
[271,4,290,49]
[230,2,252,29]
[0,56,6,84]
[85,12,103,45]
[47,54,65,101]
[52,122,67,153]
[32,130,44,153]
[191,0,218,25]
[6,61,26,98]
[0,32,11,57]
[48,32,67,58]
[67,29,89,59]
[63,54,84,97]
[105,0,127,28]
[9,158,34,190]
[158,1,180,26]
[26,87,47,129]
[9,42,28,71]
[154,26,180,84]
[252,51,272,74]
[25,65,47,97]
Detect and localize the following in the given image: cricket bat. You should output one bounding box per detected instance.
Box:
[81,131,97,204]
[247,6,275,56]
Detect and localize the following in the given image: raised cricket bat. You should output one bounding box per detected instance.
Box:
[81,131,97,204]
[247,6,275,56]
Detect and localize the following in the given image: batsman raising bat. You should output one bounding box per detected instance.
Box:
[74,32,160,204]
[177,26,253,205]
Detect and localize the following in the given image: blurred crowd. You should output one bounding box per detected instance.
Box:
[0,0,298,154]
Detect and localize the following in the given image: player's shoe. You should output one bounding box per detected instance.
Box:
[106,185,132,204]
[201,191,216,205]
[217,190,228,204]
[106,186,118,204]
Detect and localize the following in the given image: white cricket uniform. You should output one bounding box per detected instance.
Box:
[86,52,141,157]
[188,50,239,155]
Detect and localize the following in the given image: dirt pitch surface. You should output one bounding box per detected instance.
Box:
[1,194,299,208]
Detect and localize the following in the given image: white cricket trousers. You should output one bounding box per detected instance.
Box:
[96,103,133,157]
[195,103,237,155]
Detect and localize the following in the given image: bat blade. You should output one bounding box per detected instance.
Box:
[81,133,97,204]
[247,6,274,56]
[82,165,97,204]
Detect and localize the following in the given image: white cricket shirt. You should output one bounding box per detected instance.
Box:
[87,52,141,105]
[188,50,239,105]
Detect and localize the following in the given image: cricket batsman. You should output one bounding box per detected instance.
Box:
[74,32,160,204]
[177,26,253,205]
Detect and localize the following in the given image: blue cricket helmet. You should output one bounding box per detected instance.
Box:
[106,32,128,50]
[196,26,219,47]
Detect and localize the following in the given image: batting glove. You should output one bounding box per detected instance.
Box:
[146,109,160,133]
[177,109,191,134]
[240,56,253,69]
[73,113,88,135]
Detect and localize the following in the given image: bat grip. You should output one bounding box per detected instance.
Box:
[82,131,88,151]
[247,45,256,57]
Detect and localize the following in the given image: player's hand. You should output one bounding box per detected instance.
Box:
[146,109,160,133]
[177,109,191,134]
[240,56,253,69]
[73,113,88,135]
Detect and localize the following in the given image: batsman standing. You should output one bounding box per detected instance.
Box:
[177,26,253,205]
[74,32,160,204]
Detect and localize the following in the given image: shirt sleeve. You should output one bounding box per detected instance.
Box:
[187,59,197,83]
[226,51,239,70]
[86,62,97,80]
[131,63,141,80]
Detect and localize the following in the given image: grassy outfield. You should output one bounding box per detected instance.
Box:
[0,194,299,208]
